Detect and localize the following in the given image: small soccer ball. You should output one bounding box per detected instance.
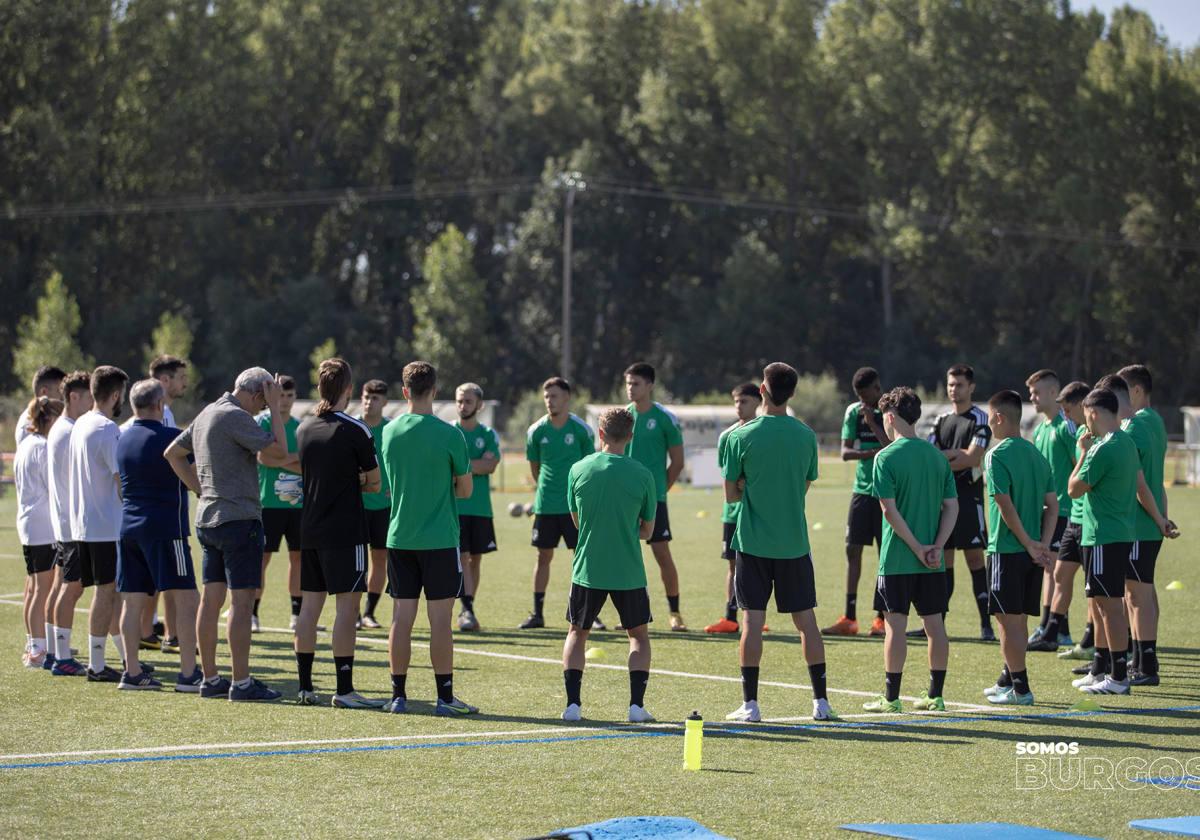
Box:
[508,502,523,518]
[524,503,536,516]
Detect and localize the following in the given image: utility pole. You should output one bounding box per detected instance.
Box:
[557,171,584,381]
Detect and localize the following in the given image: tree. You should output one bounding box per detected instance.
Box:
[144,311,201,391]
[309,338,338,398]
[12,272,94,389]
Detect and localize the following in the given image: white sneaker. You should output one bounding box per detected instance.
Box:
[627,704,655,723]
[812,698,838,721]
[562,703,582,722]
[1081,677,1130,695]
[250,615,261,633]
[1072,673,1101,689]
[725,700,761,723]
[332,691,388,709]
[983,683,1007,697]
[296,689,320,706]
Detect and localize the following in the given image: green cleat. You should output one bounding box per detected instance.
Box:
[1057,644,1095,661]
[912,693,945,711]
[862,696,903,713]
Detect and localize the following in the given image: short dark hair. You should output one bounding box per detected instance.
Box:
[946,363,974,382]
[1095,374,1128,400]
[62,370,91,399]
[598,407,635,442]
[1083,387,1119,415]
[624,362,656,383]
[363,379,388,396]
[762,362,798,407]
[315,358,353,414]
[542,376,571,393]
[1057,381,1090,405]
[732,382,762,401]
[32,365,67,394]
[878,386,921,425]
[852,367,879,392]
[90,365,129,404]
[1116,364,1152,394]
[277,374,297,392]
[403,361,438,397]
[988,390,1023,422]
[149,355,187,379]
[1025,368,1058,388]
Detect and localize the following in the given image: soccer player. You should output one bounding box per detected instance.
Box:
[14,397,63,668]
[359,379,391,630]
[1067,387,1140,694]
[924,363,994,641]
[624,362,688,631]
[47,371,93,676]
[454,382,500,632]
[165,367,291,702]
[255,374,302,633]
[561,407,658,723]
[705,382,762,634]
[862,387,957,713]
[1026,369,1078,652]
[824,366,889,638]
[1116,364,1179,686]
[380,361,477,716]
[980,391,1057,705]
[520,377,599,630]
[724,362,837,723]
[14,365,66,447]
[68,365,130,681]
[114,379,201,691]
[294,358,383,708]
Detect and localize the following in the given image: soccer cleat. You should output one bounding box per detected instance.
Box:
[297,690,320,706]
[1058,644,1095,661]
[1072,673,1102,689]
[160,636,180,654]
[1057,633,1074,647]
[1128,670,1160,687]
[384,697,408,714]
[175,667,203,693]
[669,612,688,632]
[725,701,761,723]
[24,651,47,669]
[1080,677,1130,695]
[332,691,387,709]
[139,634,161,651]
[518,614,545,630]
[562,703,582,722]
[200,676,232,698]
[51,657,88,677]
[987,687,1034,705]
[905,627,927,639]
[627,704,655,723]
[912,693,945,712]
[983,683,1008,698]
[821,616,859,636]
[250,615,261,633]
[435,696,479,716]
[229,678,282,702]
[118,671,162,691]
[457,609,481,632]
[1070,664,1091,675]
[862,696,903,713]
[868,616,886,637]
[1027,625,1046,645]
[42,652,56,671]
[360,614,382,630]
[1027,636,1060,653]
[591,617,607,631]
[979,624,996,642]
[704,618,740,634]
[812,698,840,720]
[87,665,121,683]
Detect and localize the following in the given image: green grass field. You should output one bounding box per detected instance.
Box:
[1,461,1197,839]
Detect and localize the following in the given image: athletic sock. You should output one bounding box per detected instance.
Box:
[31,637,46,656]
[55,627,72,661]
[1059,612,1070,639]
[945,564,956,605]
[1139,640,1158,675]
[667,595,680,613]
[296,651,315,692]
[1038,604,1051,630]
[88,635,106,671]
[334,655,354,695]
[435,673,454,704]
[929,669,947,698]
[630,670,649,708]
[807,663,827,701]
[1125,631,1134,659]
[45,623,55,652]
[970,566,989,625]
[461,594,475,612]
[253,598,260,618]
[1112,651,1128,682]
[290,596,302,617]
[1091,647,1110,678]
[1130,636,1142,671]
[533,592,545,619]
[845,594,857,622]
[110,634,123,665]
[365,592,381,618]
[1043,613,1063,642]
[1011,669,1030,696]
[884,671,902,702]
[391,673,406,700]
[1080,621,1095,649]
[724,599,738,623]
[564,668,583,706]
[996,664,1012,688]
[740,666,759,703]
[234,677,252,690]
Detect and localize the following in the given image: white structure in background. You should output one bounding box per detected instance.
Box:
[291,399,499,429]
[1178,408,1200,484]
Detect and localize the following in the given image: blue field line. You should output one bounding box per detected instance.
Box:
[1136,775,1200,790]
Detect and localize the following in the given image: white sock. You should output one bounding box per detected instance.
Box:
[45,623,55,652]
[55,627,72,661]
[110,633,123,658]
[31,637,46,656]
[25,633,33,651]
[88,634,107,672]
[234,677,252,689]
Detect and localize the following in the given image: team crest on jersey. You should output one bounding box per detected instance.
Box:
[475,438,485,449]
[647,418,657,430]
[541,437,549,445]
[564,433,575,445]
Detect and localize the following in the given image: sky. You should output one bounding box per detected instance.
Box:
[1086,0,1200,47]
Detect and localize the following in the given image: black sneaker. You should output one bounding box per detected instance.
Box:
[980,625,996,642]
[518,614,545,630]
[86,665,122,683]
[905,627,927,639]
[118,670,163,691]
[152,620,166,636]
[1027,637,1059,652]
[200,676,232,698]
[229,678,282,703]
[139,634,162,651]
[1128,669,1160,687]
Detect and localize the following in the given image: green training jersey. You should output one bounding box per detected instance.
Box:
[526,414,594,515]
[626,401,684,502]
[361,418,391,512]
[722,414,819,560]
[1069,424,1088,525]
[1077,428,1139,547]
[873,437,957,575]
[455,421,501,518]
[717,422,743,524]
[1123,408,1168,542]
[985,436,1054,555]
[381,413,470,550]
[567,451,657,591]
[841,401,884,496]
[1032,412,1077,518]
[258,415,302,509]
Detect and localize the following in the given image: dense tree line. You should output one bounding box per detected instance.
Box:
[4,0,1199,420]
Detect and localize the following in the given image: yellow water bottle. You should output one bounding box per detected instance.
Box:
[683,710,703,771]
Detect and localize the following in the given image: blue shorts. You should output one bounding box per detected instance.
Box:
[198,519,265,590]
[118,535,196,594]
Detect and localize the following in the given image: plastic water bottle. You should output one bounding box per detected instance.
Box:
[683,710,703,770]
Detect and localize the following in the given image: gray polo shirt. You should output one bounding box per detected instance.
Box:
[174,393,274,528]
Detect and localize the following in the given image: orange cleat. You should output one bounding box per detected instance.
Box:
[868,616,886,637]
[704,617,740,634]
[821,616,859,636]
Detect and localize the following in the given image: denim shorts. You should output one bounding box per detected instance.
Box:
[198,519,266,590]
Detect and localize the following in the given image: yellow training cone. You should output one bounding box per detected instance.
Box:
[585,647,606,661]
[1166,580,1184,591]
[1071,698,1102,712]
[812,522,824,531]
[696,510,709,518]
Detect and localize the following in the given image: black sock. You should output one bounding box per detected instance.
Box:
[945,565,956,606]
[1059,612,1070,638]
[533,592,545,618]
[1112,652,1128,682]
[1126,631,1134,658]
[997,664,1012,687]
[741,666,759,703]
[391,673,406,700]
[1011,669,1030,695]
[290,596,302,617]
[253,598,261,618]
[724,598,738,623]
[1139,640,1158,675]
[1130,636,1142,671]
[970,566,989,625]
[667,595,680,613]
[807,663,827,701]
[630,670,649,708]
[1044,613,1063,641]
[461,594,475,612]
[435,672,454,704]
[1080,621,1095,649]
[334,655,354,695]
[1091,647,1110,677]
[929,669,947,698]
[365,592,381,618]
[885,671,902,702]
[564,668,583,707]
[845,594,857,621]
[1038,604,1050,629]
[296,651,315,692]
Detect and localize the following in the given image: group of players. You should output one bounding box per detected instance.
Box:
[9,352,1177,721]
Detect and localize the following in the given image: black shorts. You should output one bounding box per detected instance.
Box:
[647,501,671,544]
[566,584,652,630]
[1083,543,1132,599]
[531,513,578,550]
[302,545,369,595]
[1058,521,1084,565]
[846,493,882,547]
[986,552,1041,616]
[78,541,118,588]
[721,522,737,561]
[734,552,817,613]
[387,547,462,601]
[1128,539,1161,585]
[23,544,55,575]
[55,541,81,582]
[875,572,948,617]
[459,515,498,556]
[262,507,303,553]
[1048,516,1068,552]
[946,492,987,551]
[365,508,390,551]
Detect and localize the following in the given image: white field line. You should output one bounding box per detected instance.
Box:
[0,592,25,599]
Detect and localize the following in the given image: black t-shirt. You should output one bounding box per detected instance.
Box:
[929,405,992,495]
[297,412,378,549]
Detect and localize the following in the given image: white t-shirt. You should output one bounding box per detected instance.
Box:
[120,403,175,432]
[14,434,54,546]
[68,411,122,542]
[47,415,75,543]
[14,407,31,447]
